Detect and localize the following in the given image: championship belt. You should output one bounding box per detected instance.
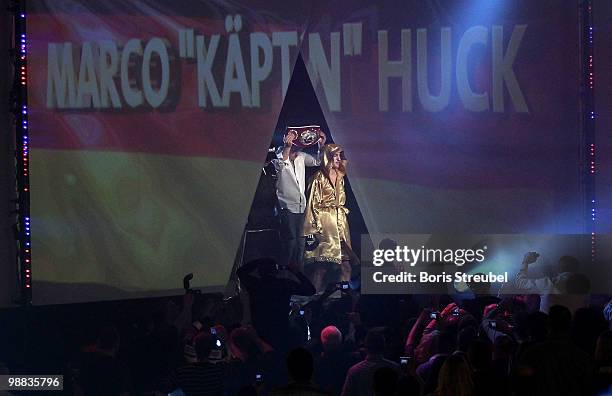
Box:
[287,125,322,148]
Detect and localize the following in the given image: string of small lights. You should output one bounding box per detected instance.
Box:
[582,0,596,264]
[11,0,32,304]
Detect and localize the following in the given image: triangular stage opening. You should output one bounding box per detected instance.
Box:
[228,54,369,290]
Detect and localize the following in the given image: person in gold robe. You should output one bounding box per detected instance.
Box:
[303,143,351,291]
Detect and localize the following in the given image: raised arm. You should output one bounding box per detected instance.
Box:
[514,252,554,292]
[405,308,433,356]
[281,131,296,161]
[303,131,326,167]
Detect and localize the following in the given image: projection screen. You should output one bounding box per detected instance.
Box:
[28,0,590,304]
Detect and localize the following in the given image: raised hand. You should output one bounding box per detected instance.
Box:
[284,131,297,147]
[522,252,539,266]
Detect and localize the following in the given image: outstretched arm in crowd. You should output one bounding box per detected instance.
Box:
[481,303,514,342]
[173,292,194,335]
[405,308,432,356]
[405,303,467,356]
[424,303,465,333]
[229,325,274,361]
[514,252,554,292]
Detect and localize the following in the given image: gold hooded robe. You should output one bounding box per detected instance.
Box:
[303,144,350,264]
